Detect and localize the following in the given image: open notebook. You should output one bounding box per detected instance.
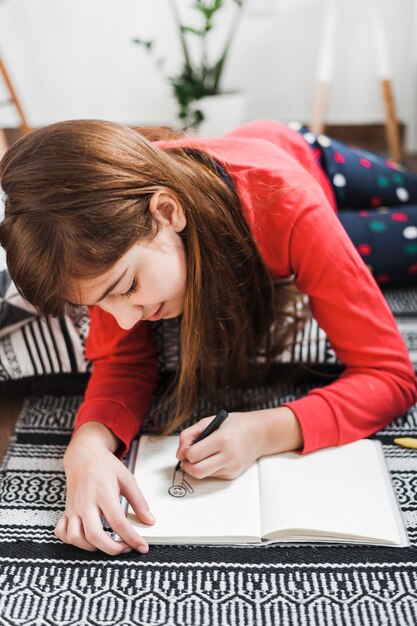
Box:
[125,437,407,546]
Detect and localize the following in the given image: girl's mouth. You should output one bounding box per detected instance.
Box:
[146,302,165,321]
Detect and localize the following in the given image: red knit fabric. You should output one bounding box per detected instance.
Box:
[73,120,417,456]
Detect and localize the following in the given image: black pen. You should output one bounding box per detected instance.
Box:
[175,409,229,471]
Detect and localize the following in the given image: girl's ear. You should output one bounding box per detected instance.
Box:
[149,191,187,232]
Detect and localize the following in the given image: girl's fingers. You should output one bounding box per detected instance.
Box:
[102,498,150,555]
[81,508,135,555]
[54,514,68,540]
[180,452,225,480]
[55,511,133,555]
[177,417,214,460]
[66,514,98,552]
[181,433,221,465]
[120,473,155,526]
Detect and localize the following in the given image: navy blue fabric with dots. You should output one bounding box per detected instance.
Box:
[296,126,417,288]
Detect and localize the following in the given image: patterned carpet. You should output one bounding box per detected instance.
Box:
[1,395,417,624]
[1,289,417,625]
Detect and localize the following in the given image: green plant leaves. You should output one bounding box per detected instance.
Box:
[133,0,245,128]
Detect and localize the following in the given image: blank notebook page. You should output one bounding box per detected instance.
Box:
[258,439,402,544]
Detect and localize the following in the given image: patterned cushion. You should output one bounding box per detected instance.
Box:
[0,306,91,383]
[0,258,91,392]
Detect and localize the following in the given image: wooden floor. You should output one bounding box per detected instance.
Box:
[0,139,416,467]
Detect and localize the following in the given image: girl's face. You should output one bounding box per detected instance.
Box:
[69,193,187,330]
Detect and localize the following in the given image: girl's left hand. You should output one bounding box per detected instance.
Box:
[176,408,301,480]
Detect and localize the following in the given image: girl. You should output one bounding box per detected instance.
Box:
[1,119,416,556]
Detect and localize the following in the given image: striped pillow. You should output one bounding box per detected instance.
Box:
[0,312,91,384]
[0,258,91,390]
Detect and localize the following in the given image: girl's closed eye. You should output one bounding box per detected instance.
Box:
[121,278,138,299]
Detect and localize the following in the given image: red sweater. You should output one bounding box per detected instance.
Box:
[74,120,417,456]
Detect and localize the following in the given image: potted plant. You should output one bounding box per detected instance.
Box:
[134,0,246,134]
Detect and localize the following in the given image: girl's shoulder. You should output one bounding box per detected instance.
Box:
[155,129,304,177]
[155,120,336,210]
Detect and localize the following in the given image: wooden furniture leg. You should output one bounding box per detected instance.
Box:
[310,0,337,135]
[370,0,402,162]
[311,0,402,162]
[0,55,31,138]
[0,128,8,158]
[380,79,402,163]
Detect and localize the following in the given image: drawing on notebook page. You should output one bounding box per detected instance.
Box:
[168,466,195,498]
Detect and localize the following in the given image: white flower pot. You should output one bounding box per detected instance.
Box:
[193,92,248,137]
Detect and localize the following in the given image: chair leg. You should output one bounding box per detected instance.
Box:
[0,56,31,134]
[370,0,402,162]
[310,0,337,134]
[310,0,403,161]
[310,82,329,135]
[380,79,402,163]
[0,128,8,158]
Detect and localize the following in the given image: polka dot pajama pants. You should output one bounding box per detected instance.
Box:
[297,126,417,288]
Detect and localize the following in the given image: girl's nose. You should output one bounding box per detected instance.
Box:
[110,303,144,330]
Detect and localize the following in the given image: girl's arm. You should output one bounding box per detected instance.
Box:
[227,120,416,445]
[260,170,417,454]
[56,307,158,554]
[74,305,159,457]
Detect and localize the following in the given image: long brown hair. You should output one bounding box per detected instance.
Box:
[0,120,307,433]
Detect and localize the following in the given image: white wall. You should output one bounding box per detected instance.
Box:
[0,0,416,148]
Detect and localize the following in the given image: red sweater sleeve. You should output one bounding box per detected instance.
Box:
[256,172,417,453]
[73,306,158,457]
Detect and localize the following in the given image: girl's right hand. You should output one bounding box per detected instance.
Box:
[55,422,155,555]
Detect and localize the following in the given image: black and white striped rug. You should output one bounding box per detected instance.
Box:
[1,389,417,626]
